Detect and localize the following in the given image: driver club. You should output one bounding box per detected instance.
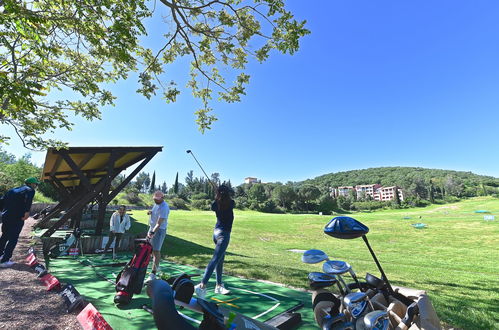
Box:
[186,150,217,190]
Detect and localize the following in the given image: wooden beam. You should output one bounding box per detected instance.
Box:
[107,153,156,203]
[60,152,93,191]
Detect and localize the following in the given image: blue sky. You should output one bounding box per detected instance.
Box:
[3,0,499,187]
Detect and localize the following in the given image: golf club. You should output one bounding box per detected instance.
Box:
[186,150,217,190]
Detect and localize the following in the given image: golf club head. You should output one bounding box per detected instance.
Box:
[365,273,386,290]
[308,272,337,289]
[302,249,329,264]
[344,292,369,319]
[186,150,191,153]
[363,310,390,330]
[324,216,369,239]
[322,260,351,275]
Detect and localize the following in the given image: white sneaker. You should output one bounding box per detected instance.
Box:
[0,260,15,268]
[194,284,207,299]
[144,273,156,285]
[214,284,231,295]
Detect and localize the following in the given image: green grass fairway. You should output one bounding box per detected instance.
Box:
[128,196,499,329]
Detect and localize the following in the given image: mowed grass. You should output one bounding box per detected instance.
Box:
[129,197,499,329]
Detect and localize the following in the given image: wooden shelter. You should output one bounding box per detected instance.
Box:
[36,146,162,237]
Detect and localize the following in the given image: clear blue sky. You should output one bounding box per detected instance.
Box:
[3,0,499,187]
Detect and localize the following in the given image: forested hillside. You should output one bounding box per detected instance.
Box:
[303,167,499,200]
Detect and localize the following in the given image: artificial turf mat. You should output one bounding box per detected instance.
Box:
[49,253,316,329]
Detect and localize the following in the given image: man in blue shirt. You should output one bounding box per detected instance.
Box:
[0,177,40,267]
[147,191,169,276]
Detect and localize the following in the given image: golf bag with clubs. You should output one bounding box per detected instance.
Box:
[114,238,153,305]
[48,227,82,258]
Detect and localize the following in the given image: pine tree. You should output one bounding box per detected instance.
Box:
[174,172,179,194]
[150,171,156,193]
[161,182,167,193]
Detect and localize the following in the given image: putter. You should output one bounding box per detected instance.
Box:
[186,150,217,190]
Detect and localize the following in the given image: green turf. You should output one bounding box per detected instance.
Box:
[124,196,499,329]
[49,255,316,329]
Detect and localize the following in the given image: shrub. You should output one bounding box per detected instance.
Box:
[125,192,141,204]
[234,196,249,209]
[169,197,189,210]
[352,201,385,211]
[191,192,209,200]
[190,199,211,210]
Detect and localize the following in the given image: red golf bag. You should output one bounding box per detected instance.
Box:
[114,238,153,305]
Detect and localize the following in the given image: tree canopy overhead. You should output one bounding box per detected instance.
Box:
[0,0,309,149]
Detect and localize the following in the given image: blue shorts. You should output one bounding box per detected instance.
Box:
[151,228,166,251]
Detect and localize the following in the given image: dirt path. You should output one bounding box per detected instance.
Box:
[0,218,79,329]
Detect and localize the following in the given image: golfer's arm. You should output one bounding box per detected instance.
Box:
[152,218,165,233]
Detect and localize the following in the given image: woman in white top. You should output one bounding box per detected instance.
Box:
[102,205,131,257]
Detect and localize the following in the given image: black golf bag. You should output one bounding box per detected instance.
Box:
[48,228,82,258]
[114,238,153,305]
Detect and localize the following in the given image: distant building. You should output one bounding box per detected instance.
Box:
[245,177,259,184]
[331,184,403,202]
[337,186,355,197]
[356,184,382,199]
[380,186,404,201]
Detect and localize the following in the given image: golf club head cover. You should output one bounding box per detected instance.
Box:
[312,289,340,311]
[149,279,196,330]
[171,274,194,304]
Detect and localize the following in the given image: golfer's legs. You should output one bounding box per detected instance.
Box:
[1,221,23,262]
[202,232,230,285]
[0,222,9,255]
[104,232,116,251]
[215,253,226,285]
[115,233,123,249]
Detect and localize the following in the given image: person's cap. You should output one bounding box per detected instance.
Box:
[25,177,41,185]
[153,191,165,200]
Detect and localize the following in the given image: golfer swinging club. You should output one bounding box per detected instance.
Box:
[195,184,235,298]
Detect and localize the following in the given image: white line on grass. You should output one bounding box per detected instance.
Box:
[237,288,281,319]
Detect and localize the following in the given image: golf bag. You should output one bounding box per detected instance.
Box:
[48,228,82,258]
[114,238,153,305]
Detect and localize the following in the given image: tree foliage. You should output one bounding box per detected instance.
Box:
[0,0,309,149]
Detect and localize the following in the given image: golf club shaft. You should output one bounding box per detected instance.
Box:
[187,151,217,190]
[361,235,394,294]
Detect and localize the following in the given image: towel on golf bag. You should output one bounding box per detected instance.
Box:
[114,239,152,304]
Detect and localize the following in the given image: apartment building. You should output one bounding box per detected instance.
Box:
[337,186,355,197]
[331,184,404,202]
[356,184,382,199]
[380,186,404,201]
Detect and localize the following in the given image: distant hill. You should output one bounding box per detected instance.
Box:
[301,167,499,199]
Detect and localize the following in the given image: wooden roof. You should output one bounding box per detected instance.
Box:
[42,146,162,187]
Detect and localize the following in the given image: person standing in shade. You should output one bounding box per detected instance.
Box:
[147,191,169,275]
[194,185,235,298]
[101,205,131,259]
[0,177,40,267]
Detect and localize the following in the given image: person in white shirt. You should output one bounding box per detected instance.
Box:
[102,205,131,258]
[147,191,169,274]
